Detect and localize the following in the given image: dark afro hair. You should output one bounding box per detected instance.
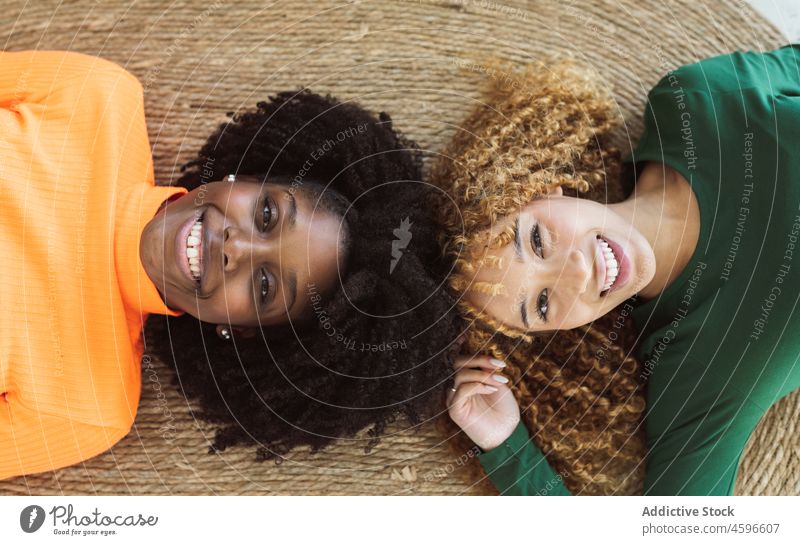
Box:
[143,90,463,461]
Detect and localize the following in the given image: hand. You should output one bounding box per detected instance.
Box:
[446,354,521,451]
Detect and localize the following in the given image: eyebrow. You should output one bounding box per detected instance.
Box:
[283,190,298,312]
[520,300,529,329]
[512,216,523,261]
[283,269,298,314]
[285,190,298,227]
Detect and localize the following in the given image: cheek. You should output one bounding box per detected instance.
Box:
[208,288,244,316]
[559,297,607,330]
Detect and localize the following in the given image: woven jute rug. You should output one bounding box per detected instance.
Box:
[0,0,797,495]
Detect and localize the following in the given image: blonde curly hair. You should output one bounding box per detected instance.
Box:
[431,57,647,495]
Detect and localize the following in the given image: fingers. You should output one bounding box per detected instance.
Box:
[447,381,499,412]
[453,369,509,389]
[452,354,506,372]
[447,354,510,409]
[447,369,511,408]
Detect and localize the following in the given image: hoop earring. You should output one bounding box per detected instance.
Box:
[219,328,231,340]
[226,174,236,183]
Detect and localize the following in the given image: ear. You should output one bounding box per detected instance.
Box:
[547,184,563,197]
[533,184,563,201]
[215,325,258,339]
[233,327,258,339]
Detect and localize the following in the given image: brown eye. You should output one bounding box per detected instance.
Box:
[530,223,544,257]
[256,268,276,311]
[261,195,277,231]
[537,289,549,322]
[260,269,270,304]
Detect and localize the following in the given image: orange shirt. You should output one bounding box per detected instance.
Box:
[0,50,188,480]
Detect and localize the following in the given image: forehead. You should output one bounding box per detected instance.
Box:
[518,195,568,219]
[477,197,549,233]
[458,208,537,330]
[476,194,595,247]
[281,195,346,320]
[288,208,343,269]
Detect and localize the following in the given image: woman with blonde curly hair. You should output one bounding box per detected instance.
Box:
[434,43,800,495]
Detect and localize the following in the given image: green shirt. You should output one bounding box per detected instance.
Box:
[477,43,800,495]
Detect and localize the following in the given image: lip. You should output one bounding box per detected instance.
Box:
[598,234,631,295]
[199,207,207,291]
[175,207,204,291]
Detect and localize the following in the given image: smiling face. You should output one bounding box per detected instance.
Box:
[140,175,348,327]
[463,186,656,332]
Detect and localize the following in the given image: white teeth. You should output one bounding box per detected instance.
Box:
[186,218,203,282]
[599,238,619,291]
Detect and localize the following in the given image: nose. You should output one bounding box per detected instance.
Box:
[527,246,592,296]
[222,225,274,272]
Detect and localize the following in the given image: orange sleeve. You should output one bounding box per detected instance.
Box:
[0,392,130,481]
[0,49,140,109]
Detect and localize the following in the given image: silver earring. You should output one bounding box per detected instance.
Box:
[226,174,236,183]
[220,328,231,340]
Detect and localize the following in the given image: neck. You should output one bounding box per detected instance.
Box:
[608,164,697,301]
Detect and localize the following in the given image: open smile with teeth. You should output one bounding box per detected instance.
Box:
[598,237,619,292]
[186,216,203,284]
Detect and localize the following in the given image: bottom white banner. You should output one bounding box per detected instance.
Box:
[1,496,798,544]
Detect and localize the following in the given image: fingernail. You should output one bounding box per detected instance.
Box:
[485,385,499,392]
[490,358,506,368]
[492,374,509,384]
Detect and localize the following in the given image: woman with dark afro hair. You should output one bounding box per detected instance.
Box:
[0,50,460,480]
[143,90,463,461]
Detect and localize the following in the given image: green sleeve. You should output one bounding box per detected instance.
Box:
[476,421,571,496]
[477,417,749,496]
